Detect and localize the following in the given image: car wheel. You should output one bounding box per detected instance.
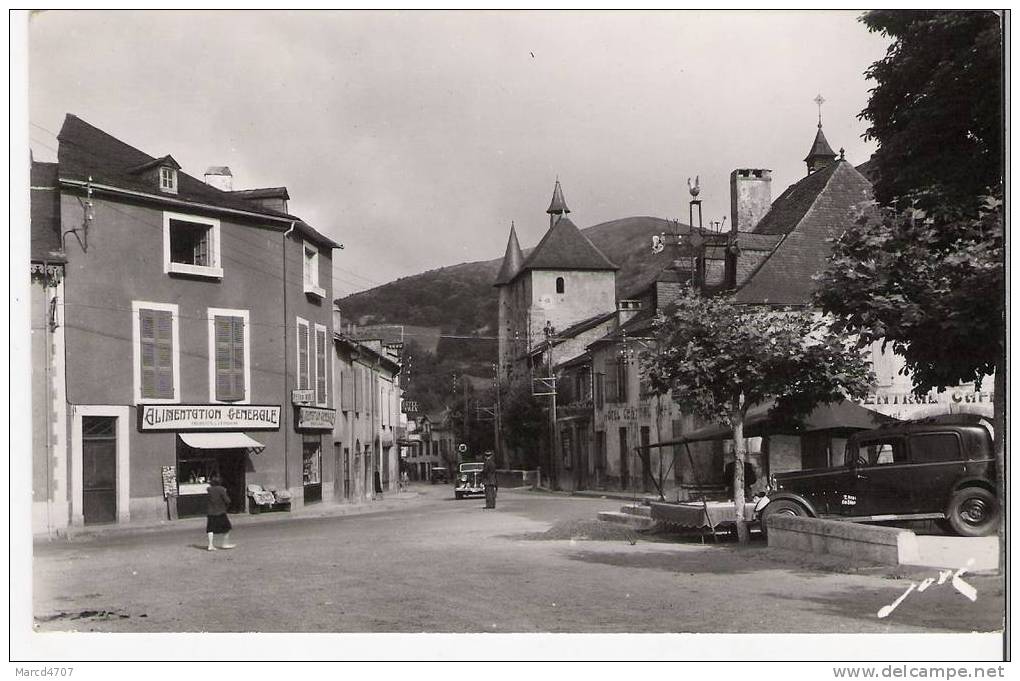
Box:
[760,500,807,539]
[455,491,463,500]
[946,487,998,537]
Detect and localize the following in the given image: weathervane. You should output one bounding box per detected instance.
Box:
[814,93,825,128]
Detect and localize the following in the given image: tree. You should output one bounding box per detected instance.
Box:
[644,289,874,543]
[816,11,1005,566]
[500,380,547,470]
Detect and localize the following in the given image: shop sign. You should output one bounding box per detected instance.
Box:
[855,389,994,407]
[297,406,336,430]
[139,404,281,431]
[291,389,315,405]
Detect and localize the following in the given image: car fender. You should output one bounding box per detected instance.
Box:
[756,491,819,518]
[951,475,997,496]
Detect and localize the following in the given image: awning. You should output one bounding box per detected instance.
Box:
[179,432,266,453]
[641,400,897,448]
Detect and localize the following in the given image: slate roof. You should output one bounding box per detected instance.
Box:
[528,310,618,356]
[513,216,618,280]
[493,222,525,286]
[804,126,836,163]
[546,179,570,215]
[230,187,290,201]
[30,161,64,262]
[733,160,873,306]
[56,114,339,249]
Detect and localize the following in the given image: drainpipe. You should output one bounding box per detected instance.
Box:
[282,222,296,491]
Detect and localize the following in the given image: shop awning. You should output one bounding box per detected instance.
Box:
[179,432,266,453]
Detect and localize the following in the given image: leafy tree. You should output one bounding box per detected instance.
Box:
[644,289,874,543]
[500,380,548,470]
[817,11,1005,561]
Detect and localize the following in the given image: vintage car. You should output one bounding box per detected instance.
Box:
[755,414,998,537]
[430,466,449,484]
[455,462,486,499]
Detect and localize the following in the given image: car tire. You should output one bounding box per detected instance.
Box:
[946,487,999,537]
[455,491,463,500]
[760,500,807,539]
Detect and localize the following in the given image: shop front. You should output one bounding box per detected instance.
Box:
[295,403,336,505]
[138,404,281,518]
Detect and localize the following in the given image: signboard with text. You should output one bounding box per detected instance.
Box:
[296,406,336,430]
[291,389,315,405]
[139,404,281,431]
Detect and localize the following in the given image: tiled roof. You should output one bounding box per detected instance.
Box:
[514,216,618,278]
[734,160,873,306]
[494,223,524,286]
[30,161,64,262]
[56,114,339,248]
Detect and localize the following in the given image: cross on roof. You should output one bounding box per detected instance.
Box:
[814,94,825,128]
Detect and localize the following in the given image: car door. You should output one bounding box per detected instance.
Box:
[852,436,912,516]
[907,431,967,513]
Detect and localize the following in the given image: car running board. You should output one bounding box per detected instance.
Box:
[824,512,946,523]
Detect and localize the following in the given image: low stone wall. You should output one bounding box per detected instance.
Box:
[496,469,539,488]
[767,514,920,566]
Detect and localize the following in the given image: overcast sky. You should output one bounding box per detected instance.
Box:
[28,10,891,297]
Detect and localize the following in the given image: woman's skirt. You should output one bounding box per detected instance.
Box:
[206,513,232,534]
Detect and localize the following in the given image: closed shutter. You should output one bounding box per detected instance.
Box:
[595,373,605,409]
[604,360,618,405]
[353,366,360,412]
[341,367,353,411]
[141,308,174,400]
[297,321,309,390]
[617,359,629,402]
[215,315,245,401]
[315,328,327,404]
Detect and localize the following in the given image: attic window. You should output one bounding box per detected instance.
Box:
[556,277,565,294]
[159,166,178,194]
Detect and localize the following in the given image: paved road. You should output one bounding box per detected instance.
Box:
[32,484,1003,633]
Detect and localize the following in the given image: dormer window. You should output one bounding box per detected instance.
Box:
[159,166,178,194]
[303,241,325,298]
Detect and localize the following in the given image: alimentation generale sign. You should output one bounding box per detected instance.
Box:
[139,404,282,431]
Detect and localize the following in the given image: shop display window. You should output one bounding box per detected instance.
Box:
[303,438,321,485]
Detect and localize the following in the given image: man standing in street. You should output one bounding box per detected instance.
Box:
[482,451,498,509]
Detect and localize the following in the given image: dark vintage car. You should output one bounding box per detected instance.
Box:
[755,415,998,537]
[455,462,485,499]
[430,467,449,484]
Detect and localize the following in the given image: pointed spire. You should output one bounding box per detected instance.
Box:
[805,95,836,174]
[546,178,570,227]
[494,221,525,286]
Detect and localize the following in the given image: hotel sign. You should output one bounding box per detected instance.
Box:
[291,389,315,405]
[139,404,281,431]
[297,406,336,430]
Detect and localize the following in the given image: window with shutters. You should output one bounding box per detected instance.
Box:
[314,324,328,406]
[604,359,619,404]
[208,308,250,403]
[133,301,180,403]
[296,318,310,391]
[162,212,222,278]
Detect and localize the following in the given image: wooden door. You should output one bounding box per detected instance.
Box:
[82,416,117,525]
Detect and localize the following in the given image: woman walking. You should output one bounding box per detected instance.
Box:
[206,475,236,551]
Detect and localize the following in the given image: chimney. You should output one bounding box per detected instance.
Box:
[204,166,233,192]
[617,300,642,326]
[729,169,771,232]
[332,305,342,333]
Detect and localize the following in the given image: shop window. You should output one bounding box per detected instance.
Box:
[296,317,310,390]
[163,212,222,278]
[209,308,249,403]
[133,301,179,403]
[314,324,328,405]
[303,242,325,298]
[303,436,322,504]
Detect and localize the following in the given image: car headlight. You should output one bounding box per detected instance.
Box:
[459,475,467,482]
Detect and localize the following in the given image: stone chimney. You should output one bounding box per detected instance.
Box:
[204,166,233,192]
[617,300,642,326]
[729,169,772,232]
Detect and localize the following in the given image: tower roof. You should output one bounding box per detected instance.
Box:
[513,216,617,280]
[493,222,525,286]
[546,179,570,215]
[804,126,837,164]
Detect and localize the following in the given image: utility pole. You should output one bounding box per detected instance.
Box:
[544,322,558,490]
[492,362,503,467]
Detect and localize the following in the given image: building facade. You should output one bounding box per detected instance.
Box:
[32,114,339,531]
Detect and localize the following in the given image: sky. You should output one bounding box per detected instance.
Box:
[27,10,891,298]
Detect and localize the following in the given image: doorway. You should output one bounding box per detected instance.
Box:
[640,426,652,492]
[618,427,629,490]
[81,416,117,525]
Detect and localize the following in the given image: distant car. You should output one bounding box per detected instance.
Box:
[455,462,485,499]
[755,415,998,537]
[430,467,449,484]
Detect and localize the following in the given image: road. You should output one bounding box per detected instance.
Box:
[32,484,1003,634]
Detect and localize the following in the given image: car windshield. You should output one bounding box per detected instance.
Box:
[460,463,484,473]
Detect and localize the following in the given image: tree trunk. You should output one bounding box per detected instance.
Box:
[994,354,1005,576]
[732,413,749,544]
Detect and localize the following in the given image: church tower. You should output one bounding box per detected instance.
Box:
[494,222,525,380]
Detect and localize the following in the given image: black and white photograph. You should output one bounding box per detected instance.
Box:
[10,8,1007,670]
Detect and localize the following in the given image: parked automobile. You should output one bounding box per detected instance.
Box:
[755,414,998,537]
[430,467,449,484]
[455,462,485,499]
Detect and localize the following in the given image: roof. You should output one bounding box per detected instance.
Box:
[56,114,339,249]
[30,161,65,262]
[230,187,291,201]
[546,179,570,215]
[804,125,836,163]
[513,216,618,278]
[734,160,873,306]
[528,310,617,356]
[205,166,232,176]
[493,223,525,286]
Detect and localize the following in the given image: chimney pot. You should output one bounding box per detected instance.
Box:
[204,166,233,192]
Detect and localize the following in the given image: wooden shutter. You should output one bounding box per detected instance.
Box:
[604,360,618,405]
[141,308,174,400]
[315,328,327,404]
[297,321,309,390]
[215,316,245,401]
[341,366,353,411]
[617,359,629,402]
[353,365,360,412]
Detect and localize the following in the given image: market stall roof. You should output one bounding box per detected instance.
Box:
[179,432,266,452]
[641,400,897,449]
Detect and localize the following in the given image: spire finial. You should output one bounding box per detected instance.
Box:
[814,93,825,129]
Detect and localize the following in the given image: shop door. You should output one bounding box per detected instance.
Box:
[618,427,629,489]
[640,426,652,492]
[576,426,589,490]
[219,449,247,514]
[82,416,117,525]
[343,448,351,500]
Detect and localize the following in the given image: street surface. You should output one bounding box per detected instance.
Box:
[33,484,1003,633]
